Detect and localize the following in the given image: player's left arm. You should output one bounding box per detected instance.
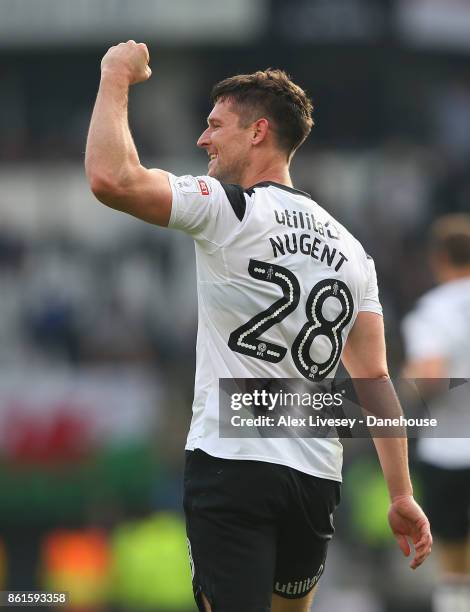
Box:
[85,41,172,226]
[342,312,432,569]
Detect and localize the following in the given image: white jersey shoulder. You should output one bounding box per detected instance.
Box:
[168,174,383,480]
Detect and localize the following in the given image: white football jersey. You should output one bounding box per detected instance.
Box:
[402,277,470,468]
[168,175,382,481]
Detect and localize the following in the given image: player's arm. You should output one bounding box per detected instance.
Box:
[85,41,172,226]
[342,312,413,498]
[342,312,432,569]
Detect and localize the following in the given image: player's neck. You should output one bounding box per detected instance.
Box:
[240,162,292,190]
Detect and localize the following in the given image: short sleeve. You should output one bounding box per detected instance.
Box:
[359,257,383,315]
[167,174,247,247]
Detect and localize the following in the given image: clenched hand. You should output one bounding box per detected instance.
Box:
[101,40,151,85]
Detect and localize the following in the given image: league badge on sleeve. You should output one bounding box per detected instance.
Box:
[197,179,210,196]
[175,175,212,196]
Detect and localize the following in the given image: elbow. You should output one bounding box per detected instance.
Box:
[376,372,390,381]
[362,371,390,382]
[87,169,113,197]
[85,160,140,208]
[87,171,125,205]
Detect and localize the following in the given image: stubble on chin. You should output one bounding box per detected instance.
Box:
[210,160,246,186]
[211,167,233,184]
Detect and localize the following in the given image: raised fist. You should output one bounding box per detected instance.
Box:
[101,40,151,85]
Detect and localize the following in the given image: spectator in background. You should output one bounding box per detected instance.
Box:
[402,214,470,612]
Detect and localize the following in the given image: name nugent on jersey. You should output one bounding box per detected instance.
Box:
[270,208,348,271]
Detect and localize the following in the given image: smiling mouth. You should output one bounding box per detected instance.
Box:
[208,153,217,162]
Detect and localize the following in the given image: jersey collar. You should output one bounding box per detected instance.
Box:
[246,181,312,199]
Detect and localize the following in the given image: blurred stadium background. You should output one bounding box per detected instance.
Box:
[0,0,469,610]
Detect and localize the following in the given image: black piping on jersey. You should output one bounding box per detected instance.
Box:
[221,181,312,223]
[221,183,247,222]
[245,181,312,200]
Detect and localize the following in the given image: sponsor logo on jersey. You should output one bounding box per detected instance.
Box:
[273,208,340,240]
[274,564,324,597]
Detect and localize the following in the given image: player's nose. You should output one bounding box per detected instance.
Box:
[197,128,211,149]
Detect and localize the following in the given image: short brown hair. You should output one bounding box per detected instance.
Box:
[211,69,314,158]
[429,214,470,266]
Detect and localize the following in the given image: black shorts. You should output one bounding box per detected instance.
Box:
[183,449,341,612]
[418,461,470,542]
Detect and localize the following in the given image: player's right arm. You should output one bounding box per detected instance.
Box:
[342,312,432,569]
[85,41,172,226]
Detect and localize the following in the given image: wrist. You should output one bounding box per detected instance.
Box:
[391,492,414,503]
[100,69,131,88]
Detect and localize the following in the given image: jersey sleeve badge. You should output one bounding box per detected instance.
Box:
[197,179,210,196]
[174,175,212,196]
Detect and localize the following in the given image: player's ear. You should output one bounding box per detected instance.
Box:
[251,118,269,145]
